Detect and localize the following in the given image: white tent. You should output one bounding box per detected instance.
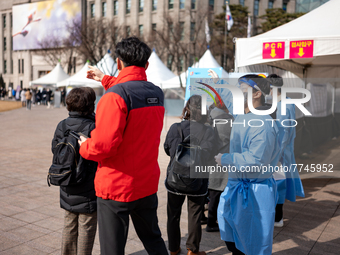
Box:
[234,0,340,80]
[146,51,176,87]
[161,49,228,89]
[57,62,102,88]
[96,53,118,76]
[29,63,69,86]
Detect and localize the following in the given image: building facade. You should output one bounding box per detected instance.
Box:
[0,0,329,90]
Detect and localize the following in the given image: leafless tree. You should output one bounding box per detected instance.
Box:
[37,18,123,75]
[153,7,210,90]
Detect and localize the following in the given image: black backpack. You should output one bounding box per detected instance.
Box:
[47,121,89,187]
[166,123,207,194]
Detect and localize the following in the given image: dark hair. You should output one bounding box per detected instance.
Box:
[115,37,152,67]
[66,87,96,116]
[267,74,283,93]
[181,95,207,124]
[239,74,270,105]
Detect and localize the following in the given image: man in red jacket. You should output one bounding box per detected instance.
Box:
[79,37,167,255]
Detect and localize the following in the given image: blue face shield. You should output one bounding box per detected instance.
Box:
[238,78,267,97]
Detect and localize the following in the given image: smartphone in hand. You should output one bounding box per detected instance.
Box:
[78,132,88,139]
[69,131,81,140]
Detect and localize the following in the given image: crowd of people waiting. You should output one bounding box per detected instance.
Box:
[0,86,66,110]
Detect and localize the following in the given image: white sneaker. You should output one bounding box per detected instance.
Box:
[274,219,284,227]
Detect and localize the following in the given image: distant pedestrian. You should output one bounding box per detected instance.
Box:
[15,86,20,101]
[51,87,98,255]
[46,88,52,108]
[25,89,32,110]
[21,89,26,107]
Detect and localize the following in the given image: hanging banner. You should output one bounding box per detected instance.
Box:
[262,42,285,59]
[290,40,314,58]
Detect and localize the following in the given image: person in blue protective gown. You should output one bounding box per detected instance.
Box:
[267,74,305,228]
[215,74,280,255]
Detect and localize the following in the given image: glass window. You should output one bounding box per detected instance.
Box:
[152,0,157,11]
[209,0,214,11]
[190,22,195,41]
[114,1,118,15]
[268,0,274,9]
[90,3,95,18]
[73,57,76,73]
[283,2,287,11]
[4,60,6,74]
[296,0,329,13]
[3,15,6,28]
[179,56,184,72]
[11,59,13,74]
[18,59,20,73]
[254,0,259,16]
[126,0,131,14]
[169,0,174,9]
[180,22,184,41]
[10,13,12,27]
[139,0,144,12]
[239,0,245,6]
[180,0,185,9]
[139,25,143,37]
[3,37,6,51]
[152,23,157,35]
[167,54,173,70]
[102,2,107,17]
[191,0,196,9]
[22,59,24,74]
[126,26,131,37]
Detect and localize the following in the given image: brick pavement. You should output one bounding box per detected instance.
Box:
[0,105,339,254]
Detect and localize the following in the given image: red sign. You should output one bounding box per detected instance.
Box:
[262,42,285,59]
[290,40,314,58]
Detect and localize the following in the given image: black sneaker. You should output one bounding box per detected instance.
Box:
[206,225,219,232]
[201,216,208,225]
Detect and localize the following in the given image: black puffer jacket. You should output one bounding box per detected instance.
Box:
[164,120,218,196]
[51,112,97,213]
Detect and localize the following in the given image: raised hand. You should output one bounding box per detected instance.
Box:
[87,65,105,82]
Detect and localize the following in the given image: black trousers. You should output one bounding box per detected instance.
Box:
[207,189,222,227]
[97,194,167,255]
[167,192,205,253]
[275,204,284,222]
[225,242,245,255]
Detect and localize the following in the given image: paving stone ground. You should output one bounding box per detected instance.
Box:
[0,104,339,254]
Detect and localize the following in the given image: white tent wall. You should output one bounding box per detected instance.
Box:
[96,54,118,77]
[161,49,228,89]
[29,63,70,86]
[146,52,176,87]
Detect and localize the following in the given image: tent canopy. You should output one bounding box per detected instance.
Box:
[57,62,102,88]
[235,0,340,79]
[146,51,176,87]
[161,49,228,89]
[96,53,117,76]
[29,63,70,86]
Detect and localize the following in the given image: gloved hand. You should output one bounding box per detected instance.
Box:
[208,69,219,84]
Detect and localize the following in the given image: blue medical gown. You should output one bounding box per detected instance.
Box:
[216,87,234,118]
[276,100,305,202]
[217,113,280,255]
